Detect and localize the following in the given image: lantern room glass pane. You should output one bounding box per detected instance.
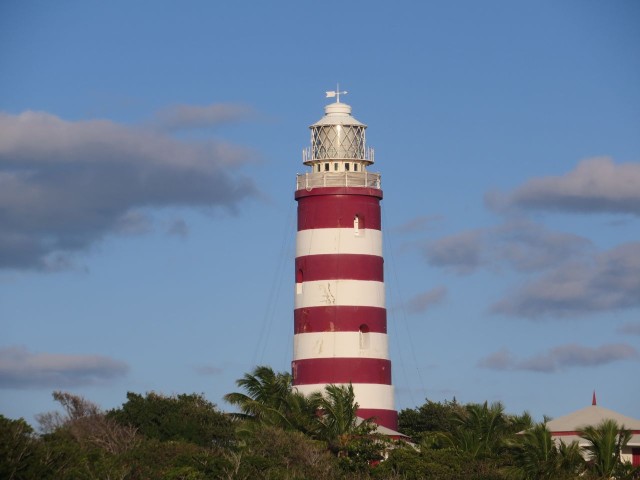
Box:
[311,125,365,160]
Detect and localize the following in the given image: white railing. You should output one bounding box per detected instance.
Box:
[296,172,381,190]
[302,146,375,163]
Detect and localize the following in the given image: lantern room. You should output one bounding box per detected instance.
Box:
[297,94,380,192]
[302,99,374,174]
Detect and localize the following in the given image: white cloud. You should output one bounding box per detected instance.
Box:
[479,343,639,373]
[617,322,640,336]
[193,365,223,376]
[422,219,590,275]
[493,218,592,272]
[0,110,258,270]
[392,215,443,234]
[405,286,447,314]
[167,218,189,237]
[423,230,485,274]
[0,346,129,389]
[153,103,255,132]
[486,157,640,216]
[491,242,640,319]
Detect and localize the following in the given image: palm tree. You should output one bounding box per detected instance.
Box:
[309,384,383,464]
[446,401,511,458]
[507,423,584,479]
[309,384,359,450]
[225,367,383,463]
[224,365,327,435]
[578,419,632,479]
[224,366,299,427]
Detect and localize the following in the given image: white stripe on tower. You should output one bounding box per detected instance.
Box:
[296,228,383,257]
[295,280,385,309]
[295,383,395,410]
[294,332,390,360]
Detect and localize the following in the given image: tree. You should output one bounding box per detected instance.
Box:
[398,398,464,442]
[108,392,234,448]
[444,401,512,458]
[224,366,293,423]
[579,419,633,479]
[234,424,341,480]
[36,391,138,455]
[0,415,42,480]
[373,442,509,480]
[506,422,584,479]
[29,391,140,479]
[309,383,385,469]
[225,367,386,472]
[224,365,318,434]
[309,384,360,449]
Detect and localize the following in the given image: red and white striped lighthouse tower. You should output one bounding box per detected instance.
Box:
[292,90,397,431]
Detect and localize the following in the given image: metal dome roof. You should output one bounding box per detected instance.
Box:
[310,101,366,128]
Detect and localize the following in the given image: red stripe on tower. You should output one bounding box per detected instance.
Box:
[292,94,398,432]
[294,306,387,334]
[295,254,383,282]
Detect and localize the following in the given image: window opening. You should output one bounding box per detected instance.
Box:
[345,163,350,171]
[359,324,370,349]
[324,163,329,171]
[296,269,303,294]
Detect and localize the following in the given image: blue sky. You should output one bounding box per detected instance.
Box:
[1,0,639,425]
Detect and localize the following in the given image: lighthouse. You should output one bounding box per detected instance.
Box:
[292,90,397,432]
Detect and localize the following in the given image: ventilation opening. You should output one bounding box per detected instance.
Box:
[354,214,362,236]
[296,269,303,294]
[359,324,370,349]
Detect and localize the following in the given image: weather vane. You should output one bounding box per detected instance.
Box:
[325,83,347,103]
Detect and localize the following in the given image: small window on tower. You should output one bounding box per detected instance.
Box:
[334,163,338,171]
[296,269,303,294]
[359,324,370,349]
[345,163,350,171]
[317,164,321,172]
[324,163,329,171]
[354,163,358,171]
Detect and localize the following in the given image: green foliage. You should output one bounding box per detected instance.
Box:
[443,401,512,458]
[33,391,140,479]
[108,391,234,448]
[120,438,230,480]
[224,365,318,434]
[398,398,464,441]
[3,378,639,480]
[373,443,507,480]
[225,367,388,474]
[505,422,584,479]
[578,419,633,479]
[310,384,386,470]
[0,415,42,480]
[235,424,341,480]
